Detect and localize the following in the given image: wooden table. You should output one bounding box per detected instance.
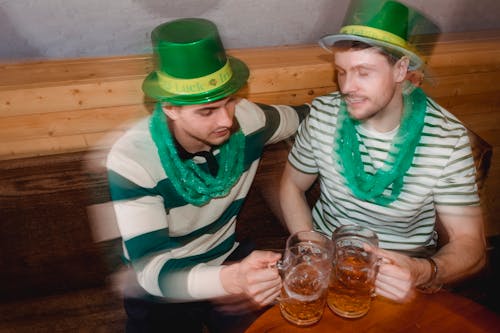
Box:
[245,291,500,332]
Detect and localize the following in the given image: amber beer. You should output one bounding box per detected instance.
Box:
[279,262,328,326]
[278,231,333,325]
[327,245,376,318]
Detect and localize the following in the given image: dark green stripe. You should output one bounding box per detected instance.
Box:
[158,235,236,295]
[125,199,244,260]
[255,103,281,143]
[108,170,156,201]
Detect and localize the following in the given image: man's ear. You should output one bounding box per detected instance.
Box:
[162,104,181,120]
[395,56,410,82]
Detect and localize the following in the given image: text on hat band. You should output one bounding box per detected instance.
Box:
[156,61,233,95]
[340,25,408,49]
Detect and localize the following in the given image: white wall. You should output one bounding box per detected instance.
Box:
[0,0,499,61]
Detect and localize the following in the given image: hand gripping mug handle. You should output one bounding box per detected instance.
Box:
[269,259,289,303]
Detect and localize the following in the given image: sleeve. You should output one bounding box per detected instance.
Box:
[434,129,480,206]
[107,142,231,301]
[256,103,310,145]
[287,114,319,174]
[234,99,310,145]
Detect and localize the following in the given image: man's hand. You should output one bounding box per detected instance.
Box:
[370,248,429,303]
[220,250,282,307]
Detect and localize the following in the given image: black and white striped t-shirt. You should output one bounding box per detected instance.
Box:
[288,92,479,253]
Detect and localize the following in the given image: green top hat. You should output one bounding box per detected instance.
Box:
[319,0,439,70]
[142,18,249,105]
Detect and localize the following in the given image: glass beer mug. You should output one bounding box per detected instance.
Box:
[277,230,333,326]
[327,225,380,318]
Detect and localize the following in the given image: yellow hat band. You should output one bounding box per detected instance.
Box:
[340,25,408,49]
[156,60,233,95]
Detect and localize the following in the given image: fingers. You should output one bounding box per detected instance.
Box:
[214,284,280,314]
[245,268,282,301]
[222,271,280,309]
[235,252,282,305]
[369,246,399,263]
[258,286,282,306]
[375,281,415,303]
[222,249,283,297]
[375,261,415,303]
[247,278,282,306]
[247,250,282,268]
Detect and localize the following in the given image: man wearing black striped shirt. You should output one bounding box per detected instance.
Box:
[280,0,486,302]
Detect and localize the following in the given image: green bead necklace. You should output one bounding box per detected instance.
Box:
[149,103,245,206]
[333,87,427,206]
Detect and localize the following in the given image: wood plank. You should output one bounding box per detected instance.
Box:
[0,79,145,117]
[423,71,500,98]
[1,31,497,87]
[0,55,153,88]
[434,92,500,115]
[0,87,334,161]
[1,45,497,92]
[431,30,500,43]
[425,49,500,76]
[0,31,498,161]
[0,99,492,160]
[0,85,334,142]
[1,86,498,160]
[0,105,150,142]
[2,87,498,151]
[245,63,335,95]
[0,131,124,161]
[244,86,335,105]
[457,112,500,147]
[1,35,498,89]
[1,63,498,118]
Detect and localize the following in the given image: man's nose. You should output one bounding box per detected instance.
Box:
[216,107,233,127]
[341,73,357,94]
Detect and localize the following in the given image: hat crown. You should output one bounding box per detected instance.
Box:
[152,18,227,79]
[319,0,440,70]
[142,18,249,105]
[344,1,410,42]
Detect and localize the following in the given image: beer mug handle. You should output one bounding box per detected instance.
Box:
[269,259,288,275]
[270,259,294,303]
[371,256,388,297]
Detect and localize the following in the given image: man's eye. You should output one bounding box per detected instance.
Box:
[200,110,213,116]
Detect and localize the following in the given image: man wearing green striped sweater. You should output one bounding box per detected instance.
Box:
[107,19,308,332]
[280,0,485,303]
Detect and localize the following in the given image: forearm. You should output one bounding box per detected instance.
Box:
[280,191,313,234]
[374,238,485,302]
[135,260,231,301]
[418,206,486,287]
[430,236,486,285]
[374,207,486,302]
[279,174,314,234]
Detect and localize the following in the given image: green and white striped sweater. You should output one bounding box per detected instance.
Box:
[288,92,479,255]
[106,99,307,301]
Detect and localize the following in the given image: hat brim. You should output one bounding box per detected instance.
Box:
[142,56,249,105]
[319,34,423,70]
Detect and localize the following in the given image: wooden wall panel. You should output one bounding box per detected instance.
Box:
[0,79,146,117]
[0,30,499,237]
